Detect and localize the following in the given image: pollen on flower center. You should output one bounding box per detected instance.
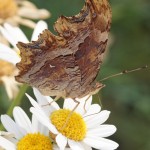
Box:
[0,0,17,19]
[0,60,15,77]
[17,133,52,150]
[50,109,87,141]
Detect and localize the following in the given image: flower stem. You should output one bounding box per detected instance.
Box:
[0,84,28,130]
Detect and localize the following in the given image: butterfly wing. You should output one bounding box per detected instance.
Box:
[16,0,111,98]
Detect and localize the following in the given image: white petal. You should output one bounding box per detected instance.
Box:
[31,114,39,133]
[33,88,55,116]
[56,134,67,150]
[45,97,60,110]
[27,93,58,134]
[83,136,119,150]
[87,125,117,137]
[0,26,17,49]
[4,23,29,43]
[0,43,20,64]
[33,88,59,110]
[85,111,110,129]
[33,88,46,104]
[63,98,77,110]
[26,93,44,114]
[13,107,32,133]
[64,95,92,115]
[14,28,29,43]
[53,144,73,150]
[83,104,101,117]
[27,92,56,120]
[81,142,92,150]
[30,107,58,134]
[1,76,19,100]
[68,139,84,150]
[31,114,49,135]
[0,136,16,150]
[31,20,48,41]
[40,125,49,136]
[1,115,26,139]
[18,6,50,20]
[76,95,92,108]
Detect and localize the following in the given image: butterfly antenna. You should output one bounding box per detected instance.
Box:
[100,65,148,82]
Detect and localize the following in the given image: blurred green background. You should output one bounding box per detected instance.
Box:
[0,0,150,149]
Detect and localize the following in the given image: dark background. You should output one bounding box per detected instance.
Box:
[0,0,150,149]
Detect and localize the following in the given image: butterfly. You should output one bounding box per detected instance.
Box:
[15,0,112,99]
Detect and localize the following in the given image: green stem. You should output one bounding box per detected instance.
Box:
[0,84,28,130]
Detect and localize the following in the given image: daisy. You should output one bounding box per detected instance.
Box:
[0,20,48,99]
[28,88,119,150]
[0,106,53,150]
[0,0,50,28]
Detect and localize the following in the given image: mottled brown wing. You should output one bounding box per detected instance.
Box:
[15,0,112,98]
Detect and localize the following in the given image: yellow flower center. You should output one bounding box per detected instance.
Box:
[0,60,15,77]
[50,109,87,141]
[0,0,17,19]
[17,133,53,150]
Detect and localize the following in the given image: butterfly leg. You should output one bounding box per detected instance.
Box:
[83,95,91,114]
[41,95,61,107]
[54,95,61,101]
[61,99,80,131]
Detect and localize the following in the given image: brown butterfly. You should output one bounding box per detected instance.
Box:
[15,0,112,99]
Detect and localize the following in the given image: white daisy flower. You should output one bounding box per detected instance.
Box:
[0,106,54,150]
[0,0,50,28]
[0,20,47,99]
[27,88,119,150]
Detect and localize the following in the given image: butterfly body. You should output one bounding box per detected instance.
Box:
[16,0,112,98]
